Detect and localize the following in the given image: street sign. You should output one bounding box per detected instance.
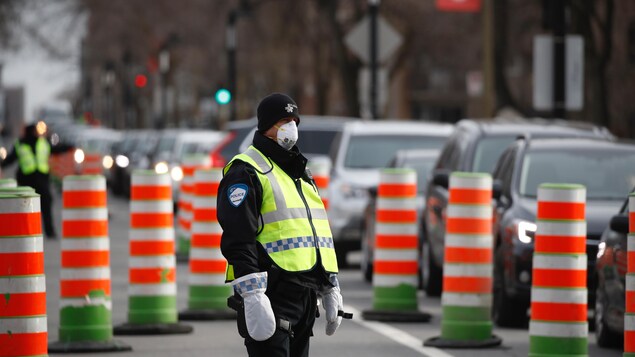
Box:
[345,15,403,64]
[533,35,584,111]
[436,0,482,12]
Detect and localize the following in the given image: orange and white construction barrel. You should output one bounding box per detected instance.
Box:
[179,168,234,320]
[176,154,211,261]
[307,158,331,209]
[529,183,587,357]
[0,192,47,357]
[113,170,192,335]
[0,178,17,188]
[425,172,501,348]
[49,175,131,352]
[625,193,635,356]
[362,168,430,322]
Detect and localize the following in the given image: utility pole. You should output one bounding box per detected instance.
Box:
[552,0,566,119]
[227,10,237,123]
[368,0,379,120]
[158,49,170,129]
[482,0,495,118]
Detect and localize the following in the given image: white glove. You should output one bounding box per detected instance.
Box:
[320,275,343,336]
[232,272,276,341]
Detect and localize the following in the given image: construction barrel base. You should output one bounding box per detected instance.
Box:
[48,339,132,353]
[113,322,193,336]
[423,335,502,349]
[361,310,431,323]
[178,309,236,321]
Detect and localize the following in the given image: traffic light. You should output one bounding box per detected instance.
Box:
[134,74,148,88]
[215,88,232,105]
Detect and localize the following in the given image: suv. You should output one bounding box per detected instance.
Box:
[492,138,635,327]
[595,191,631,348]
[329,120,454,266]
[422,119,613,297]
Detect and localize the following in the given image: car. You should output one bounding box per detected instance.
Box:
[212,118,257,167]
[151,129,226,204]
[491,138,635,327]
[595,191,630,348]
[328,120,454,267]
[423,118,614,297]
[360,148,441,283]
[74,127,123,176]
[237,115,353,160]
[109,130,157,196]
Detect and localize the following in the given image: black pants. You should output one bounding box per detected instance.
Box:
[244,281,317,357]
[17,175,56,237]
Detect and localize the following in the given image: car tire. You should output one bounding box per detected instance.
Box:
[493,264,528,328]
[595,287,622,348]
[423,239,442,297]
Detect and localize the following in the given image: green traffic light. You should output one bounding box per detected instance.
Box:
[215,88,232,105]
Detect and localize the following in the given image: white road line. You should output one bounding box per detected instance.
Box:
[345,305,454,357]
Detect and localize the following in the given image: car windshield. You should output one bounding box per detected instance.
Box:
[297,130,339,156]
[519,149,635,199]
[401,158,436,194]
[472,136,518,173]
[156,136,176,155]
[344,135,446,169]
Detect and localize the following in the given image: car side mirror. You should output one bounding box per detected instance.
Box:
[432,170,449,190]
[492,180,502,201]
[609,214,629,234]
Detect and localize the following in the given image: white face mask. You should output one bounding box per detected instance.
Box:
[275,120,298,150]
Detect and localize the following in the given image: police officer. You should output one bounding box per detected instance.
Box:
[218,93,343,357]
[0,122,73,238]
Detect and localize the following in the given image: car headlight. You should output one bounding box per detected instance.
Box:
[102,155,114,169]
[115,155,129,168]
[171,166,183,181]
[516,220,537,244]
[155,161,169,174]
[74,149,85,164]
[597,241,606,259]
[0,147,6,160]
[340,182,369,199]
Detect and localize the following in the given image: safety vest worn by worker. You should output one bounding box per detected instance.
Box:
[224,146,338,281]
[16,137,50,175]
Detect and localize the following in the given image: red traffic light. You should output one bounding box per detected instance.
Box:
[134,74,148,88]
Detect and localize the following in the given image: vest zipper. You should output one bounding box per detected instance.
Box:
[295,179,322,260]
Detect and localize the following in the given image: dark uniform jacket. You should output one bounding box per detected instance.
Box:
[218,131,332,291]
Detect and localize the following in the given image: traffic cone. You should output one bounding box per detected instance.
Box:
[362,168,431,322]
[0,178,16,188]
[0,186,34,194]
[307,158,330,209]
[627,193,635,357]
[49,175,131,352]
[114,170,192,335]
[0,192,48,357]
[176,154,211,262]
[179,168,235,320]
[528,183,587,357]
[425,172,501,348]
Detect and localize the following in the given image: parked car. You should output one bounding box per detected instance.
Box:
[423,118,614,297]
[595,192,631,348]
[329,120,454,267]
[360,148,441,282]
[491,138,635,327]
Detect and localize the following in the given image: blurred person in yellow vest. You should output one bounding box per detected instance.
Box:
[0,121,74,239]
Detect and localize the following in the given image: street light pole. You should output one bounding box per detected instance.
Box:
[552,0,566,119]
[227,10,237,123]
[369,0,380,120]
[159,49,170,129]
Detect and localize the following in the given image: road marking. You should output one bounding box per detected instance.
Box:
[345,305,454,357]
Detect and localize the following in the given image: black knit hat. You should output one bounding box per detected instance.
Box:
[257,93,300,132]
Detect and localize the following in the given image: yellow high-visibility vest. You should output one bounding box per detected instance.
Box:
[224,146,338,281]
[16,138,50,175]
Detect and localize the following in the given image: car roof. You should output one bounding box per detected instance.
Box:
[341,120,454,136]
[523,137,635,152]
[456,118,614,139]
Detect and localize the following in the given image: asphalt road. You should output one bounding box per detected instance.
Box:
[39,188,623,357]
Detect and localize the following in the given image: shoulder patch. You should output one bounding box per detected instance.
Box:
[228,183,249,207]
